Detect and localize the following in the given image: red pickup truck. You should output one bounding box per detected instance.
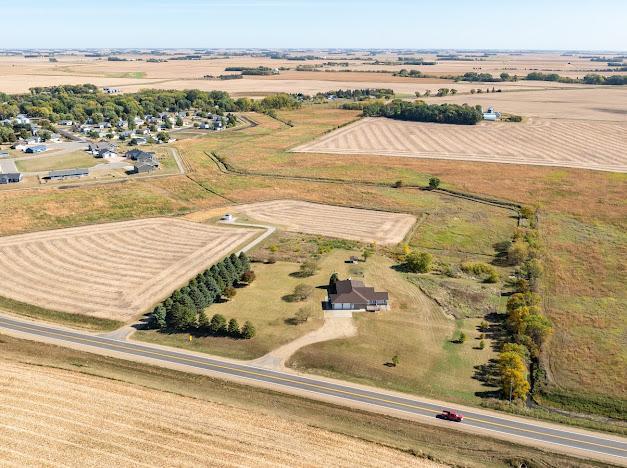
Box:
[440,410,464,422]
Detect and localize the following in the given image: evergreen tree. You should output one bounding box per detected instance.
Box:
[217,262,232,286]
[178,293,196,310]
[198,309,211,330]
[163,297,174,315]
[197,283,214,305]
[229,253,242,275]
[150,304,167,329]
[189,285,207,311]
[203,276,221,301]
[171,290,183,303]
[241,321,256,339]
[210,314,228,335]
[222,257,237,284]
[180,285,191,296]
[170,302,197,331]
[238,252,250,272]
[227,318,240,337]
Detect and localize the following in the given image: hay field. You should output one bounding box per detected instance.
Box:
[0,360,434,467]
[292,117,627,173]
[234,200,416,245]
[0,218,257,320]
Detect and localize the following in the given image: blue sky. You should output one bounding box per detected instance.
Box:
[4,0,626,51]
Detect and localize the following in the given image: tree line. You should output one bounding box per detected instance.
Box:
[317,88,394,100]
[149,252,257,339]
[361,99,483,125]
[525,72,626,85]
[0,85,302,125]
[498,207,553,401]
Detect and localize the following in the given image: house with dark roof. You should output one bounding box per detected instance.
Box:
[88,142,116,157]
[326,279,389,312]
[133,160,159,174]
[25,145,47,154]
[46,168,89,181]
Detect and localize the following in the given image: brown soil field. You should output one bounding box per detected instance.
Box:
[0,360,437,467]
[234,200,416,245]
[292,117,627,173]
[0,218,257,320]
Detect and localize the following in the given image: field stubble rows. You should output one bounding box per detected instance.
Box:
[0,218,257,320]
[0,360,433,467]
[292,117,627,173]
[234,199,416,245]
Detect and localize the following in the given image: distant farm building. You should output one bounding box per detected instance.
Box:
[326,279,389,312]
[46,168,89,181]
[483,106,500,121]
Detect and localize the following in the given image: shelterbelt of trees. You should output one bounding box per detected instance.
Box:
[455,71,626,85]
[149,252,257,340]
[0,84,302,123]
[361,99,484,125]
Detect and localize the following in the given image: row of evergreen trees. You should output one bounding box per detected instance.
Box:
[362,99,483,125]
[149,252,256,339]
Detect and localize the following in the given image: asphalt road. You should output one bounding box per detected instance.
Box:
[1,314,625,463]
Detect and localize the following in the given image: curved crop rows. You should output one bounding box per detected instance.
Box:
[0,361,433,467]
[235,200,416,245]
[0,218,257,320]
[292,117,627,173]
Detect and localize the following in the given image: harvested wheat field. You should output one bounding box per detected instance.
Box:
[235,200,416,245]
[293,117,627,173]
[0,218,257,320]
[0,361,436,467]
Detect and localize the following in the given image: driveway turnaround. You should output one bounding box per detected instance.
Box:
[0,314,625,465]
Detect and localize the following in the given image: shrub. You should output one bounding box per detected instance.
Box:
[224,286,237,299]
[479,340,485,350]
[227,318,240,337]
[460,261,499,283]
[458,331,466,343]
[294,307,312,324]
[293,284,314,301]
[240,270,256,284]
[405,252,432,273]
[392,179,403,188]
[428,177,440,189]
[507,242,529,266]
[241,321,256,339]
[297,259,319,277]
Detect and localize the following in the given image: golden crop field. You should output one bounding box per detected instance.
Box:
[234,200,417,245]
[0,218,257,320]
[0,360,436,467]
[292,117,627,173]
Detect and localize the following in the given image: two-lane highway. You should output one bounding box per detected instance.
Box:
[1,314,625,464]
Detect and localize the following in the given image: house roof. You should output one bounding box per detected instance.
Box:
[329,279,388,305]
[49,168,89,178]
[88,142,116,151]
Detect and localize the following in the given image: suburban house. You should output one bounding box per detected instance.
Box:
[14,114,30,125]
[125,149,155,161]
[326,279,389,312]
[45,168,89,181]
[131,136,148,145]
[88,142,117,158]
[49,133,62,143]
[25,145,47,154]
[0,172,23,184]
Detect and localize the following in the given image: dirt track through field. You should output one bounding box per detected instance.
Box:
[292,117,627,173]
[234,200,416,245]
[0,360,438,467]
[0,218,257,320]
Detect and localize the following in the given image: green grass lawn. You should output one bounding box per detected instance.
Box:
[134,250,367,360]
[16,151,98,172]
[287,254,499,405]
